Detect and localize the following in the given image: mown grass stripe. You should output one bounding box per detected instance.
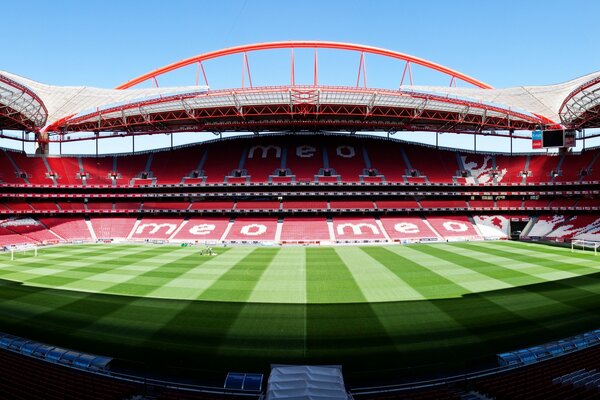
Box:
[248,247,306,303]
[385,245,511,293]
[22,246,182,290]
[198,248,280,302]
[361,247,467,299]
[447,243,578,281]
[471,241,600,273]
[305,247,366,303]
[100,247,233,297]
[409,244,542,287]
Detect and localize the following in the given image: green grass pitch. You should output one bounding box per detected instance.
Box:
[1,241,600,383]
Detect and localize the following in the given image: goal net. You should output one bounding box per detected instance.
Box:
[8,245,38,260]
[571,239,600,255]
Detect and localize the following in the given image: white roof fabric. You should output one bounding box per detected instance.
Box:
[0,71,208,130]
[408,70,600,123]
[2,69,600,130]
[265,365,349,400]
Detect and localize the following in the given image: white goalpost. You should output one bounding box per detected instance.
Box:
[571,239,600,255]
[10,245,38,261]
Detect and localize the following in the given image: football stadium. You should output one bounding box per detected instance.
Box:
[2,7,600,398]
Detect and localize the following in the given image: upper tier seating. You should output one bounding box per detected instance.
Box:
[151,146,203,185]
[282,201,328,210]
[243,141,284,182]
[142,202,190,210]
[375,200,421,209]
[1,136,599,187]
[329,200,375,210]
[555,151,599,182]
[403,146,458,183]
[235,201,281,211]
[419,200,467,209]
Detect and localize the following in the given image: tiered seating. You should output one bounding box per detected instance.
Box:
[496,199,523,208]
[171,217,231,242]
[0,348,140,400]
[39,218,92,241]
[474,344,600,399]
[114,202,141,211]
[524,199,551,208]
[469,200,495,209]
[419,200,467,209]
[142,202,190,210]
[223,217,278,241]
[151,146,202,185]
[332,217,387,241]
[6,203,34,212]
[575,199,600,208]
[280,217,330,242]
[4,220,60,243]
[282,201,327,210]
[326,141,365,182]
[235,201,281,211]
[526,154,560,183]
[90,217,137,240]
[130,218,185,240]
[556,151,598,182]
[526,215,568,238]
[366,140,406,182]
[0,227,32,246]
[549,199,577,208]
[375,200,420,209]
[57,201,86,211]
[329,200,375,210]
[285,142,323,182]
[243,142,283,182]
[460,153,496,184]
[403,146,458,183]
[10,153,51,185]
[86,202,114,210]
[47,157,81,185]
[495,154,527,184]
[546,215,600,241]
[80,156,113,186]
[115,154,149,185]
[379,216,439,241]
[202,140,244,183]
[189,202,234,211]
[0,150,22,184]
[426,216,481,240]
[473,215,509,239]
[29,202,59,211]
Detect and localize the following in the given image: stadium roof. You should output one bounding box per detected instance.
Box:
[1,41,599,141]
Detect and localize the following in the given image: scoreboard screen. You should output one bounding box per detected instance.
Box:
[542,129,565,147]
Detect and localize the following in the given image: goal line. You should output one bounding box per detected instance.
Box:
[9,245,38,261]
[571,239,600,255]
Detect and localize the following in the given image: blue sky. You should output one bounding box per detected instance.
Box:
[2,0,599,153]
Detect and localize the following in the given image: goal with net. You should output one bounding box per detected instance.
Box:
[571,239,600,255]
[8,245,38,260]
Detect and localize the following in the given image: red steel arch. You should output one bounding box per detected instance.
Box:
[116,41,493,90]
